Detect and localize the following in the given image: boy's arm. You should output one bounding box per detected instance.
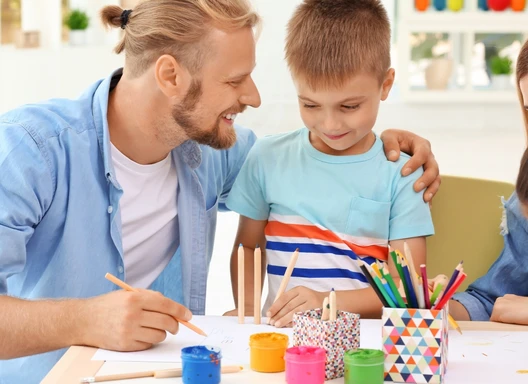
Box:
[227,215,267,315]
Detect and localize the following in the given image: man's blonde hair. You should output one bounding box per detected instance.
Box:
[285,0,391,90]
[101,0,260,76]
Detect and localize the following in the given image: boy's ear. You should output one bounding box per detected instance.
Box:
[381,68,395,101]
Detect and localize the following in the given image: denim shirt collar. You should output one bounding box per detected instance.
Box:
[92,68,203,184]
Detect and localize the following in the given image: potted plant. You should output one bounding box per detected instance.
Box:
[65,9,89,46]
[490,55,512,90]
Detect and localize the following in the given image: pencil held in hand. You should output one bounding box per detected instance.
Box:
[273,248,299,302]
[104,273,207,337]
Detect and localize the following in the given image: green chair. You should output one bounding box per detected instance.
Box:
[426,175,515,292]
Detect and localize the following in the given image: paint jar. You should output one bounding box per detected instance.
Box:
[249,332,289,372]
[344,349,384,384]
[181,345,222,384]
[285,346,326,384]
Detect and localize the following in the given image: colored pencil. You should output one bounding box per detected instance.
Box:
[403,243,425,308]
[380,265,407,308]
[400,257,419,308]
[443,260,464,294]
[434,273,467,310]
[359,264,390,307]
[420,264,431,309]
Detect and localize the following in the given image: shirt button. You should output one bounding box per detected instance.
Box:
[107,206,113,214]
[118,265,124,274]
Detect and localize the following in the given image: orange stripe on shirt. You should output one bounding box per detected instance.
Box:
[265,221,388,261]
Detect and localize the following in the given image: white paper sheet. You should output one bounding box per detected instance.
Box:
[92,316,292,364]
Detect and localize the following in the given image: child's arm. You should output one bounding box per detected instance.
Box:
[226,215,267,316]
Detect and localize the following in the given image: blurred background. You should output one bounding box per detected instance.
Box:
[0,0,526,315]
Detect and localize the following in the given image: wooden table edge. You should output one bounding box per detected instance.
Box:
[41,321,528,383]
[41,346,102,384]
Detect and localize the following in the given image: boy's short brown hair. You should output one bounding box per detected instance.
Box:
[285,0,391,90]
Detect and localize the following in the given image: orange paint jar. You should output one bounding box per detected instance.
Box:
[512,0,526,11]
[249,333,289,373]
[415,0,430,11]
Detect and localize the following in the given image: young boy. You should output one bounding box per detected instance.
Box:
[225,0,434,327]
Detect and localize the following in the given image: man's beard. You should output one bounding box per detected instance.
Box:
[171,79,241,150]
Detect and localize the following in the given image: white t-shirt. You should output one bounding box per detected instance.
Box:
[111,143,179,288]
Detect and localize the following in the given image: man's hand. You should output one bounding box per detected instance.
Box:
[380,129,440,203]
[81,290,192,351]
[490,294,528,325]
[266,286,326,328]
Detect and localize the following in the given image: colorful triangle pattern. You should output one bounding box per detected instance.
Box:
[382,307,448,383]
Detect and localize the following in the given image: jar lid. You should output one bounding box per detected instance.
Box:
[249,332,289,349]
[344,349,384,365]
[285,346,326,363]
[181,345,222,362]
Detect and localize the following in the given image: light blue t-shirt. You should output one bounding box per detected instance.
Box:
[226,128,434,311]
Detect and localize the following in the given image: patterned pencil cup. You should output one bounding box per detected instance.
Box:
[382,307,449,384]
[292,309,360,380]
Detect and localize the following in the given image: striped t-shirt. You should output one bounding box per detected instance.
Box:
[226,128,434,312]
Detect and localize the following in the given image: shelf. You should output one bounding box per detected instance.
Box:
[401,89,518,103]
[399,11,528,33]
[396,2,527,103]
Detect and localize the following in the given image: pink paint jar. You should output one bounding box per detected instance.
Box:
[285,346,326,384]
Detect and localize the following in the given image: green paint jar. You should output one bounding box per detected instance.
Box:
[344,349,384,384]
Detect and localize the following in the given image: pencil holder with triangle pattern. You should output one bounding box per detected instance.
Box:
[382,307,448,384]
[292,308,360,380]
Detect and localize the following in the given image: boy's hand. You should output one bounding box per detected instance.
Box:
[223,309,238,316]
[266,286,326,328]
[491,294,528,325]
[380,129,440,203]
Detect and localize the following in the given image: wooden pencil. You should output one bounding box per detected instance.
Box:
[80,365,243,382]
[254,245,262,324]
[273,248,299,302]
[238,244,245,324]
[329,288,337,321]
[321,296,330,321]
[104,273,207,337]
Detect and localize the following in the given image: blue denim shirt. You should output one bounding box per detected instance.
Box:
[453,192,528,321]
[0,69,256,384]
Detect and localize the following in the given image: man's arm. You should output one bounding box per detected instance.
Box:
[0,290,191,359]
[0,124,190,358]
[380,129,441,202]
[228,215,267,315]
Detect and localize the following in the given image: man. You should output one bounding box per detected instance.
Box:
[0,1,439,383]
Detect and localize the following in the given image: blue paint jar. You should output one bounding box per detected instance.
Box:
[181,345,222,384]
[478,0,489,10]
[433,0,447,10]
